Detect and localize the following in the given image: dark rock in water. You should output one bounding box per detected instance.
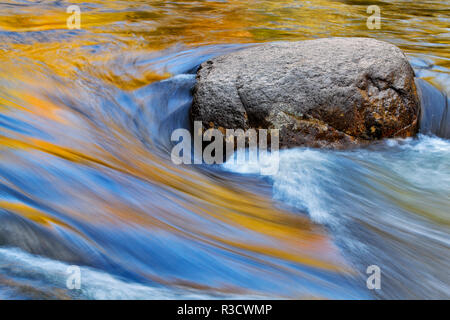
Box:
[191,38,420,149]
[416,78,450,138]
[0,212,90,265]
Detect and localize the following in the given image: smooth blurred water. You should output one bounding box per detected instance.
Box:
[224,135,450,299]
[0,0,449,299]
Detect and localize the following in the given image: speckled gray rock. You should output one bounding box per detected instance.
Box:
[191,38,420,148]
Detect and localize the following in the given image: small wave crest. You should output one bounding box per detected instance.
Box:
[0,247,260,300]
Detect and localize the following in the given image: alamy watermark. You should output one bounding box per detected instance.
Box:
[366,5,381,30]
[66,265,81,290]
[366,265,381,290]
[171,121,280,175]
[67,5,81,30]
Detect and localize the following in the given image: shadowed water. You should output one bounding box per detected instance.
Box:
[0,0,448,299]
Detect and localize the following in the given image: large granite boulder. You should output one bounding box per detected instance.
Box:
[191,38,421,149]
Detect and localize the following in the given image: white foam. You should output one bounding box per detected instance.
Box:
[222,136,450,225]
[224,148,335,223]
[0,248,225,299]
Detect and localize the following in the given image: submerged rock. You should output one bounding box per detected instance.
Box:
[191,38,421,149]
[0,212,91,266]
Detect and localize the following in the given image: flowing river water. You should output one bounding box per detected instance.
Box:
[0,0,449,299]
